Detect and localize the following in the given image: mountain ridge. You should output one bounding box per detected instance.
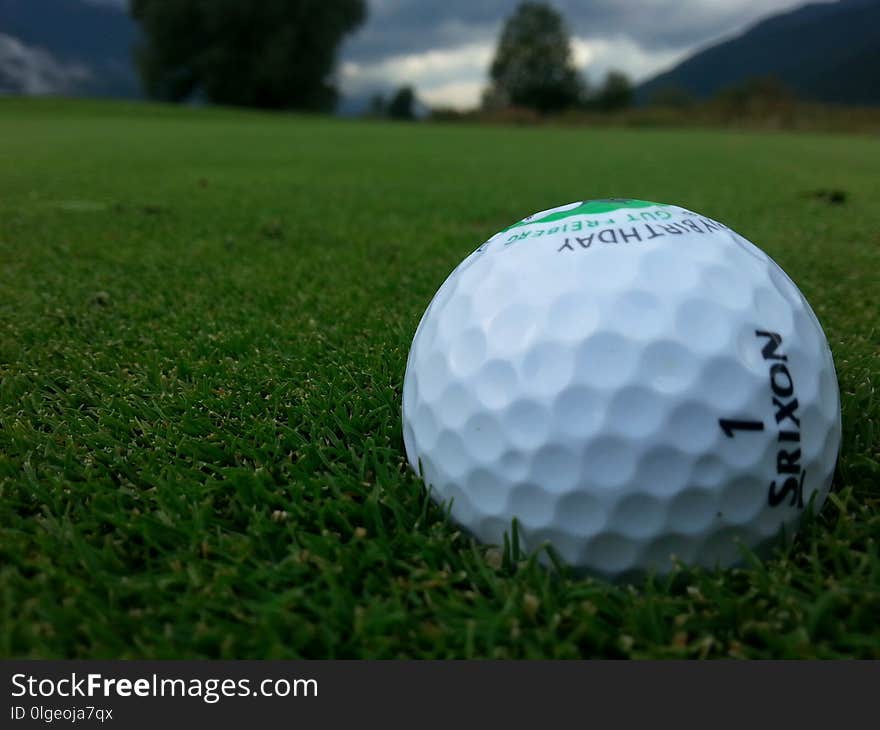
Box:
[637,0,880,106]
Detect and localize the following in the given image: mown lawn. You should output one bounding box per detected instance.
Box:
[1,98,878,658]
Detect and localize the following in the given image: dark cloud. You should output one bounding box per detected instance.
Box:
[0,32,92,94]
[342,0,809,62]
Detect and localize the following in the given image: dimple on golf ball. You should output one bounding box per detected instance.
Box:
[402,199,841,579]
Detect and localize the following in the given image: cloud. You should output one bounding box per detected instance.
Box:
[340,42,494,107]
[339,33,695,109]
[573,37,695,86]
[339,0,825,108]
[0,33,92,95]
[61,1,833,111]
[419,80,486,109]
[343,0,815,61]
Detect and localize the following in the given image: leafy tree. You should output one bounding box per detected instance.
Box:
[480,85,507,112]
[130,0,366,110]
[367,93,387,117]
[595,70,633,111]
[710,76,797,122]
[649,85,695,109]
[487,2,584,113]
[715,75,796,106]
[388,86,416,120]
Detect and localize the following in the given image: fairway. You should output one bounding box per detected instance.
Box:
[1,99,878,658]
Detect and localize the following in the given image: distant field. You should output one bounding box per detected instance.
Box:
[1,99,878,658]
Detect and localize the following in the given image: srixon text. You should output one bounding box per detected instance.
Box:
[718,330,805,509]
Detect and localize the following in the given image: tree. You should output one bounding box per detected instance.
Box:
[367,93,386,117]
[649,85,695,109]
[595,70,633,111]
[711,76,797,122]
[130,0,366,110]
[715,75,796,107]
[388,86,416,120]
[487,2,584,113]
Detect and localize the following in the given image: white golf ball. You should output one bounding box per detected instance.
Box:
[402,199,841,579]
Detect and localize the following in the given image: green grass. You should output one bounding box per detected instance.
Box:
[1,98,878,659]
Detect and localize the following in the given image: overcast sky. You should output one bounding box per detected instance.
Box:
[338,0,826,108]
[87,0,825,109]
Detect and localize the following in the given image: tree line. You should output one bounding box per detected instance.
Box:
[129,1,631,115]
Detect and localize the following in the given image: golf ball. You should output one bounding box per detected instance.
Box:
[402,199,841,578]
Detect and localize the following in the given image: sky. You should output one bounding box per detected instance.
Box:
[337,0,825,109]
[81,0,823,109]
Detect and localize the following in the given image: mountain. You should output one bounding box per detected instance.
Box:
[0,0,139,97]
[638,0,880,106]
